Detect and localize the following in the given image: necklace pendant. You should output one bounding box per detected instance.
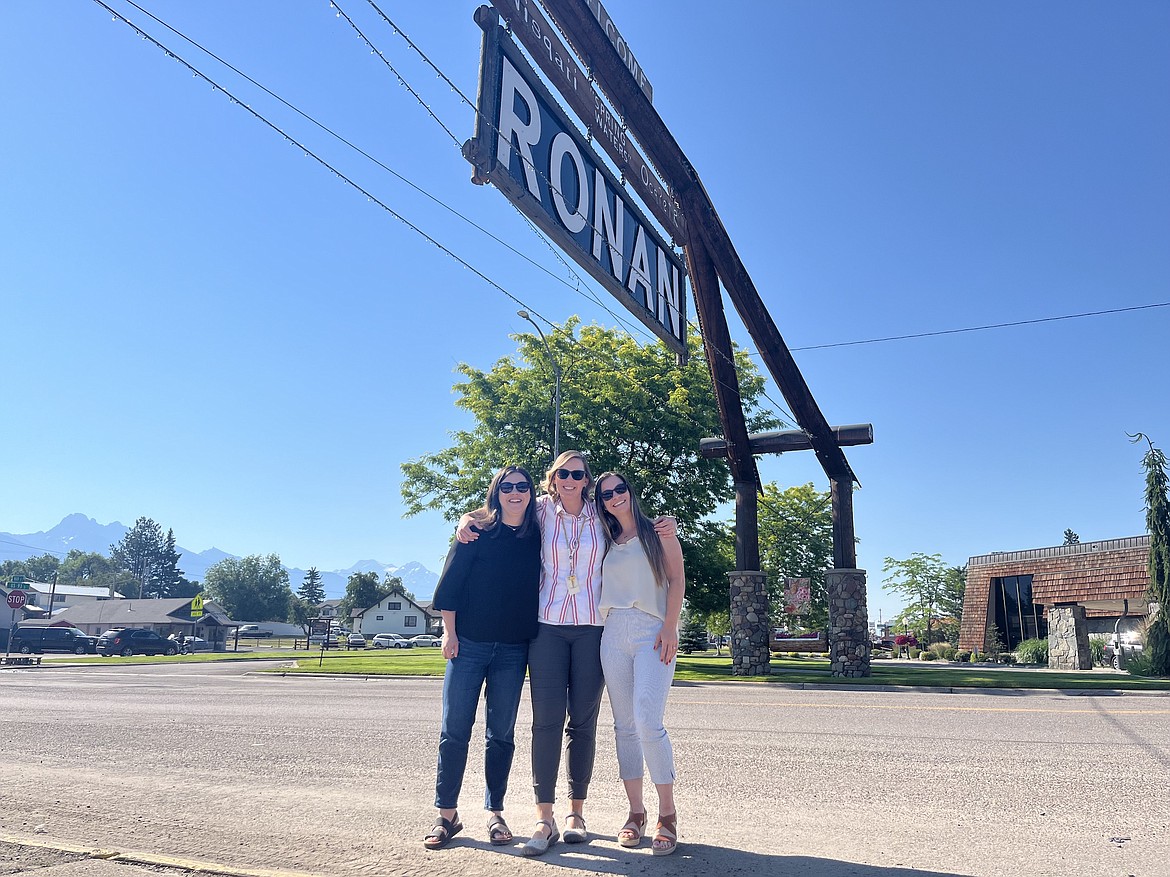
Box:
[566,574,580,595]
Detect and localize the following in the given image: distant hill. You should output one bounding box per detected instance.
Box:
[0,514,439,601]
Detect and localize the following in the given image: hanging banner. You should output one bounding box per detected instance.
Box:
[465,18,688,359]
[783,577,811,616]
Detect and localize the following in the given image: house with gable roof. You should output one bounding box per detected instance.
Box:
[353,586,439,637]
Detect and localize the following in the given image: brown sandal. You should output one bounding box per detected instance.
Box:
[618,811,646,848]
[652,813,677,856]
[423,813,462,850]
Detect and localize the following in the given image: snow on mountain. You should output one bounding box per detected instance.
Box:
[0,515,438,600]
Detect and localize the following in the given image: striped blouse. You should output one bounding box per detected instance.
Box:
[534,494,605,626]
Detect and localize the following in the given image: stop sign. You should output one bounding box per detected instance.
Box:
[6,591,26,609]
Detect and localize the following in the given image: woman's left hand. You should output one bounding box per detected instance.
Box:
[655,625,679,665]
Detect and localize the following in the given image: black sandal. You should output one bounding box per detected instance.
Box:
[423,813,462,850]
[487,815,513,845]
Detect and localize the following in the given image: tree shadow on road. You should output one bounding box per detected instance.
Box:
[447,839,971,876]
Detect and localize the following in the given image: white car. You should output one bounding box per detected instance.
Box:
[410,635,442,648]
[371,633,413,649]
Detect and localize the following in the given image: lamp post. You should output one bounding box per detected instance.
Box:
[517,310,561,459]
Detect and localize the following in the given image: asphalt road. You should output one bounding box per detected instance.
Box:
[1,662,1167,877]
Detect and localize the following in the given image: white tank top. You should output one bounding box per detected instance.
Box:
[599,537,667,621]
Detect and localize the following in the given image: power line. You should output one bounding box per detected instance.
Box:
[788,301,1170,352]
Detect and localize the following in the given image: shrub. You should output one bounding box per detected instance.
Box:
[1014,638,1049,665]
[997,653,1017,664]
[941,646,956,661]
[1124,649,1156,677]
[908,648,921,659]
[1088,636,1106,667]
[956,650,972,663]
[921,651,939,661]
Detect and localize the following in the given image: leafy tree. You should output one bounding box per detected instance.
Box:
[680,520,734,620]
[22,554,60,583]
[298,567,326,605]
[1134,435,1170,675]
[400,320,780,529]
[57,550,117,587]
[288,595,317,638]
[339,572,400,623]
[883,553,950,645]
[758,483,834,631]
[705,609,730,655]
[937,565,968,645]
[202,554,291,622]
[679,613,708,654]
[1063,529,1080,545]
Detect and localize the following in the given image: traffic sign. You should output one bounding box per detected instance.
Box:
[6,591,27,609]
[190,594,204,618]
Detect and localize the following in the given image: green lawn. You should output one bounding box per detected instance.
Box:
[266,648,1170,691]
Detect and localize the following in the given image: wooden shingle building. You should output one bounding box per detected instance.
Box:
[959,536,1153,668]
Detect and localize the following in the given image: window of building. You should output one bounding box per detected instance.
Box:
[376,615,383,621]
[389,602,402,611]
[991,574,1046,649]
[405,616,418,627]
[53,594,66,603]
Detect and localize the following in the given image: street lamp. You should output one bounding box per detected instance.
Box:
[517,310,561,459]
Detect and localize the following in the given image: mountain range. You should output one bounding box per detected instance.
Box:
[0,514,439,601]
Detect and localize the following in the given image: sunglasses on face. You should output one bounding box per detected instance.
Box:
[556,468,587,481]
[599,483,629,502]
[498,481,531,494]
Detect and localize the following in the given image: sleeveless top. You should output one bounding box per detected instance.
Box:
[599,537,666,622]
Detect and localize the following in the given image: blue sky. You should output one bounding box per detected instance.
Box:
[2,1,1167,622]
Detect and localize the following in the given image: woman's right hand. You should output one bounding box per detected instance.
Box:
[442,631,459,660]
[455,513,479,544]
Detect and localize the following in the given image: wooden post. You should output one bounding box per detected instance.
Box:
[735,480,760,571]
[831,477,857,569]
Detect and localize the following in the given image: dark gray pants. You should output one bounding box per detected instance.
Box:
[528,622,605,803]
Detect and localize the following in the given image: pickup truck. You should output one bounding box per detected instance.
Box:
[237,625,272,638]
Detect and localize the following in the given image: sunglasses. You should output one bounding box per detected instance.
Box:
[599,483,629,502]
[556,468,587,481]
[498,481,531,494]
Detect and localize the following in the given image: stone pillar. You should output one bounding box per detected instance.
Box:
[727,570,770,676]
[1048,604,1092,670]
[826,568,871,678]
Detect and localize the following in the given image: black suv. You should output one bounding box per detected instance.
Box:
[97,627,178,657]
[9,626,97,655]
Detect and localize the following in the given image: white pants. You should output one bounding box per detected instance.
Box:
[600,608,676,785]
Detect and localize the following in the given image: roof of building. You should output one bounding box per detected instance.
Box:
[969,535,1149,567]
[1032,562,1150,604]
[49,597,238,627]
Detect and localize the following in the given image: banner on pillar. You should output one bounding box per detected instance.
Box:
[783,577,811,616]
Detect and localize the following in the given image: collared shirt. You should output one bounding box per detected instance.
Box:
[534,494,605,626]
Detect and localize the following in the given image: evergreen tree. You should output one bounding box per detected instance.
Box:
[1063,529,1080,545]
[679,613,708,654]
[155,529,197,598]
[1134,435,1170,675]
[111,517,165,598]
[298,567,326,605]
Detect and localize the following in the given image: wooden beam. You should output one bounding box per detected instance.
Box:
[701,424,873,459]
[831,477,857,569]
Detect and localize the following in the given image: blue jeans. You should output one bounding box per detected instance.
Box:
[434,637,529,811]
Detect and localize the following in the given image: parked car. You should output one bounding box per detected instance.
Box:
[409,634,442,648]
[237,624,272,638]
[308,633,340,647]
[371,633,413,649]
[170,635,213,652]
[346,633,367,649]
[9,625,97,655]
[1104,635,1144,670]
[97,628,178,657]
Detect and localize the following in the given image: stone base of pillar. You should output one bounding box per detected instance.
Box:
[826,568,871,678]
[1048,604,1092,670]
[727,570,770,676]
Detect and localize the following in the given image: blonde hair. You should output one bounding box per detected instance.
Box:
[541,450,594,501]
[594,472,669,589]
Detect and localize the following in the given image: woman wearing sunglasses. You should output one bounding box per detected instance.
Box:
[457,450,675,855]
[424,466,541,850]
[595,471,685,856]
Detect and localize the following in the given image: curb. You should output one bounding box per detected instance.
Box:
[1,834,319,877]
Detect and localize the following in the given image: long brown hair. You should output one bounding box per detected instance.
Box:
[594,471,669,588]
[468,466,536,538]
